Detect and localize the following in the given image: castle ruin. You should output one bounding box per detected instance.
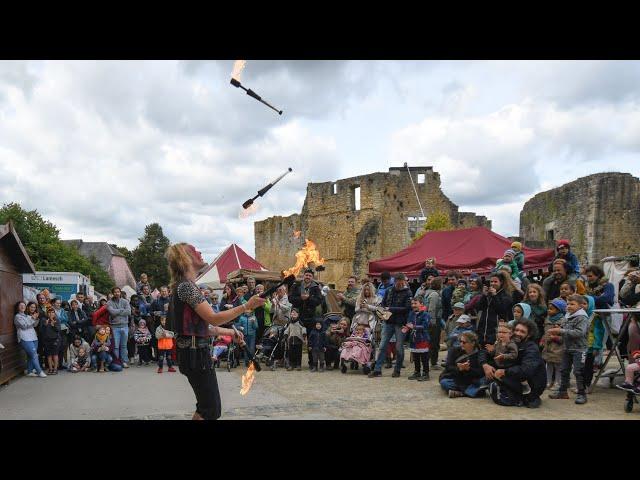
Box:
[254,166,491,289]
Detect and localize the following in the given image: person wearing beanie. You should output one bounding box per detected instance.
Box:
[445,302,466,340]
[541,298,567,389]
[511,242,525,273]
[494,249,520,280]
[550,240,580,278]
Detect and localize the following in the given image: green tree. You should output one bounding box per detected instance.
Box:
[412,211,454,242]
[0,202,115,293]
[129,223,171,288]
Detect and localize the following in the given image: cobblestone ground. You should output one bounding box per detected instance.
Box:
[1,353,638,420]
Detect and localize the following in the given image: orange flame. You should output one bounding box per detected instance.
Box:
[240,361,256,396]
[239,202,259,219]
[282,239,325,277]
[231,60,247,81]
[293,230,301,239]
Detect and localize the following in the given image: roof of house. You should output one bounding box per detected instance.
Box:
[0,221,36,274]
[62,240,125,270]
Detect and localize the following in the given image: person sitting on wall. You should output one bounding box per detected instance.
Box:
[420,258,439,284]
[543,259,585,302]
[549,240,581,280]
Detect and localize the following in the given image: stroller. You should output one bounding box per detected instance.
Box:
[255,325,287,370]
[323,312,346,370]
[339,330,373,375]
[211,333,240,372]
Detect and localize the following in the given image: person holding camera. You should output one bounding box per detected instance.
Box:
[475,273,514,349]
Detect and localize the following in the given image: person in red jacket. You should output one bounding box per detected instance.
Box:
[92,298,110,327]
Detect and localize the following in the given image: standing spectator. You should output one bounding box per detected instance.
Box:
[106,287,132,368]
[350,282,381,333]
[68,300,90,342]
[439,331,486,398]
[495,269,525,305]
[441,273,458,331]
[289,269,323,369]
[582,295,603,391]
[67,335,92,373]
[243,276,257,301]
[451,279,468,306]
[210,293,220,313]
[151,285,171,356]
[413,275,434,304]
[220,283,240,311]
[541,298,566,389]
[584,265,615,310]
[548,294,590,404]
[52,298,69,369]
[406,297,431,381]
[420,258,439,284]
[92,298,109,327]
[368,273,412,378]
[136,273,151,295]
[254,284,272,341]
[43,308,62,374]
[619,270,640,356]
[524,284,547,343]
[325,317,349,370]
[337,276,360,321]
[155,316,176,373]
[425,277,444,370]
[476,273,514,349]
[284,308,306,371]
[134,319,153,366]
[550,240,581,279]
[271,285,292,327]
[376,271,395,302]
[14,301,46,377]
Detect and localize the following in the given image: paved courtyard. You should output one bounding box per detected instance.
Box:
[1,355,638,420]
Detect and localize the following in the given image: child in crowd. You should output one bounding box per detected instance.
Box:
[559,282,575,302]
[495,249,520,280]
[308,321,327,372]
[211,334,233,365]
[91,326,111,373]
[525,284,547,342]
[447,314,474,349]
[548,294,590,404]
[134,319,152,366]
[405,298,431,381]
[445,302,466,339]
[488,323,530,394]
[511,241,525,273]
[325,317,349,370]
[155,316,176,373]
[617,350,640,394]
[582,295,603,391]
[541,298,566,389]
[509,303,531,327]
[284,308,306,371]
[71,347,90,372]
[451,280,468,306]
[43,308,62,375]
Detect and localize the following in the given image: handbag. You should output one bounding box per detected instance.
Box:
[375,307,392,321]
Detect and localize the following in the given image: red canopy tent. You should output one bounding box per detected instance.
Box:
[368,227,554,278]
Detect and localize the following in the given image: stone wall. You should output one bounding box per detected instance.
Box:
[519,172,640,265]
[255,166,491,289]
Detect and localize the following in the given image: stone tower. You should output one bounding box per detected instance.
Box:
[254,166,491,289]
[519,172,640,265]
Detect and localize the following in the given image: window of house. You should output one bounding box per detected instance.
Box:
[417,173,425,184]
[354,186,361,211]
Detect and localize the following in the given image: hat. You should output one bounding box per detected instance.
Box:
[550,298,567,314]
[456,314,471,324]
[291,307,299,314]
[453,302,465,310]
[457,279,467,286]
[511,241,522,250]
[504,249,516,257]
[394,273,407,280]
[557,239,570,249]
[514,302,531,319]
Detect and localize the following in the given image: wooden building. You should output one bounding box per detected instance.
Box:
[0,222,36,384]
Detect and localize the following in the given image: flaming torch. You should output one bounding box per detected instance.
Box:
[230,60,283,115]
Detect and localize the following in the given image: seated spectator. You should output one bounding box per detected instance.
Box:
[67,335,92,373]
[211,334,232,365]
[91,326,112,372]
[617,349,640,394]
[447,314,474,350]
[14,301,47,378]
[439,331,486,398]
[550,240,580,279]
[482,319,547,408]
[420,257,439,284]
[495,249,520,280]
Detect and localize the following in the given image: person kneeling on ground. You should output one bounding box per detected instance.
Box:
[481,319,547,408]
[68,335,92,373]
[439,331,486,398]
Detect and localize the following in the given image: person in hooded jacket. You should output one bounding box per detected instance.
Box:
[549,240,581,279]
[476,273,513,350]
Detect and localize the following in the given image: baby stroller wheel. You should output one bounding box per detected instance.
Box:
[362,365,371,375]
[340,361,347,374]
[625,395,634,413]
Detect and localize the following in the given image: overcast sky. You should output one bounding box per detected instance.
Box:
[1,60,639,262]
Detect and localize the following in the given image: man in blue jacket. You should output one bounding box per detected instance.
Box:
[550,240,581,279]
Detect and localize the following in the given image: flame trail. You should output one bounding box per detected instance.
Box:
[239,202,259,219]
[231,60,247,81]
[282,239,325,277]
[240,361,256,396]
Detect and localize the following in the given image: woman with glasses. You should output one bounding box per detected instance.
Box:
[439,331,486,398]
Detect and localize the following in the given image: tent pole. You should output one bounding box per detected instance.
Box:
[405,162,425,218]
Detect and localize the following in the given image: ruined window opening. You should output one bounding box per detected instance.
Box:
[546,229,554,241]
[354,186,361,211]
[417,174,425,184]
[408,216,427,238]
[332,183,337,195]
